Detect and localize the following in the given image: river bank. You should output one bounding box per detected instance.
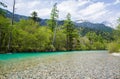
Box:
[0,51,120,79]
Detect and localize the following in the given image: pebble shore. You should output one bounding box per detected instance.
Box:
[0,51,120,79]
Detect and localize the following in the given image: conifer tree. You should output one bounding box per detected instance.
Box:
[47,3,59,47]
[47,3,59,31]
[31,11,38,22]
[64,13,74,50]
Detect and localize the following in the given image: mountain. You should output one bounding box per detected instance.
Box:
[1,8,113,35]
[4,9,28,22]
[75,21,113,33]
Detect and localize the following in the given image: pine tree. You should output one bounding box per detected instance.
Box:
[30,11,38,22]
[64,13,74,51]
[47,3,59,32]
[47,3,59,48]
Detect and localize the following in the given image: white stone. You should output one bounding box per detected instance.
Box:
[112,53,120,57]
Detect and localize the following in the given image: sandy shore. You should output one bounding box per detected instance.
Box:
[0,51,120,79]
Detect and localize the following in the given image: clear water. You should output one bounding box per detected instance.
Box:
[0,50,107,60]
[0,52,68,60]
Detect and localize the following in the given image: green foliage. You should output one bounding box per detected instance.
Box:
[30,11,39,22]
[107,42,120,53]
[85,31,106,49]
[47,3,58,31]
[79,37,90,50]
[0,3,114,53]
[86,32,98,42]
[35,27,52,51]
[93,42,105,50]
[107,18,120,53]
[0,15,110,53]
[0,8,6,17]
[113,20,120,41]
[54,29,66,51]
[11,19,52,52]
[64,13,77,50]
[0,15,11,52]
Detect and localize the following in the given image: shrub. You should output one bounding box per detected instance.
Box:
[107,42,120,53]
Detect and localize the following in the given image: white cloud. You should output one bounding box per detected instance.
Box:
[79,2,106,16]
[30,8,51,18]
[15,0,41,16]
[57,0,91,20]
[1,0,120,28]
[114,0,120,5]
[88,10,108,20]
[57,1,110,25]
[76,2,111,25]
[106,13,120,28]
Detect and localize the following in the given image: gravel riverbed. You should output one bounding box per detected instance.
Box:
[0,51,120,79]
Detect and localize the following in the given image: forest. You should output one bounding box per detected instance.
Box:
[0,2,120,53]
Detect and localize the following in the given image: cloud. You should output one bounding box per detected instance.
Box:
[57,0,91,20]
[77,2,110,23]
[15,0,41,16]
[58,1,109,23]
[79,2,106,16]
[29,8,51,18]
[114,0,120,5]
[88,10,108,20]
[106,13,120,28]
[1,0,120,28]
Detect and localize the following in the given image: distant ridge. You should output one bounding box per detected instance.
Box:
[1,8,113,35]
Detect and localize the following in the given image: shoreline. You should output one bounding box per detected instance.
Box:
[0,50,107,54]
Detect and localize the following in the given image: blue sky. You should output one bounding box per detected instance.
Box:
[1,0,120,28]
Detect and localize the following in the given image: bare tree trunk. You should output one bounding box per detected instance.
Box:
[66,25,69,50]
[52,21,57,48]
[12,0,15,25]
[8,0,15,52]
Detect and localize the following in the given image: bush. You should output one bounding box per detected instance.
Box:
[93,42,105,50]
[107,42,120,53]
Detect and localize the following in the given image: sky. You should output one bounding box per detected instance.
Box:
[1,0,120,28]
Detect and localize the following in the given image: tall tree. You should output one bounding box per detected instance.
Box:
[0,16,10,52]
[117,18,120,32]
[12,0,15,25]
[47,3,59,31]
[113,18,120,41]
[47,3,59,47]
[8,0,16,52]
[30,11,39,22]
[64,13,74,50]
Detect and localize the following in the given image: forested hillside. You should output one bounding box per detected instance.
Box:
[0,3,119,53]
[1,8,114,40]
